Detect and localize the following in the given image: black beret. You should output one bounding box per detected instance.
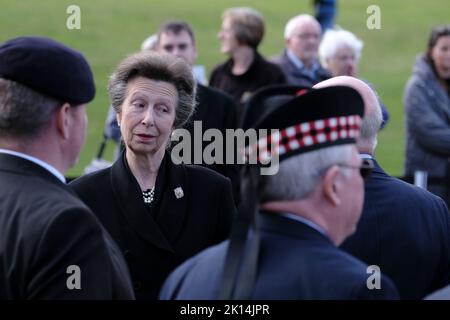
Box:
[244,85,365,164]
[0,36,95,104]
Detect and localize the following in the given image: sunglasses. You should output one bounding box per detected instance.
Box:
[337,158,375,180]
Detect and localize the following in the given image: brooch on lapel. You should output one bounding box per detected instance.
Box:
[174,187,184,199]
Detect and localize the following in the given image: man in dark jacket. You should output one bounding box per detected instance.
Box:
[315,76,450,299]
[0,37,134,299]
[271,14,331,87]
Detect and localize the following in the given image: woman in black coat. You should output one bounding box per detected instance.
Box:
[209,7,286,120]
[70,51,235,300]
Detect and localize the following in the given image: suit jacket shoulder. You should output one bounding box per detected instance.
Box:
[161,212,399,300]
[341,160,450,299]
[0,154,134,299]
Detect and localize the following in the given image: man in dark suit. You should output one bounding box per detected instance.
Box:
[315,76,450,299]
[0,37,134,299]
[160,86,399,299]
[271,14,331,87]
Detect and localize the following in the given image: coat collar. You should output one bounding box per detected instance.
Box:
[223,50,263,79]
[0,153,75,194]
[259,210,333,245]
[110,151,189,253]
[362,156,386,176]
[281,49,331,81]
[413,55,450,104]
[371,158,385,175]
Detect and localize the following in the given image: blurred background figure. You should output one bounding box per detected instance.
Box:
[271,14,331,87]
[319,28,389,128]
[70,51,235,300]
[141,34,158,51]
[319,28,362,77]
[142,33,207,84]
[209,7,285,120]
[404,25,450,207]
[314,0,337,32]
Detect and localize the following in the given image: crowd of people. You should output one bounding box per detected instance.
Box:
[1,5,450,300]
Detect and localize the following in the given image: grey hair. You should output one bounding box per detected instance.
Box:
[284,14,320,39]
[108,51,196,129]
[319,28,364,68]
[260,144,354,202]
[360,90,383,143]
[0,78,61,140]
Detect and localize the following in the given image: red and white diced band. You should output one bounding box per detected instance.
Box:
[244,115,361,163]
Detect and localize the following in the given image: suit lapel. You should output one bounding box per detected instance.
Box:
[154,156,189,245]
[110,153,174,253]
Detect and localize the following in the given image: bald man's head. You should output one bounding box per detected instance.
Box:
[313,76,382,153]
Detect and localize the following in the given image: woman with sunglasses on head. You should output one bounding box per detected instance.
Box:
[404,25,450,207]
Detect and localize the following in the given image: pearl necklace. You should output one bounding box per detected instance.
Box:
[142,187,155,204]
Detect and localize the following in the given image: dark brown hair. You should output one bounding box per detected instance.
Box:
[157,21,196,45]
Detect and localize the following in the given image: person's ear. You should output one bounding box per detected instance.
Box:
[55,103,72,140]
[322,165,341,206]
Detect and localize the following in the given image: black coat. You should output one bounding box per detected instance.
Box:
[210,51,286,119]
[0,153,134,299]
[69,152,235,300]
[341,158,450,299]
[160,212,399,299]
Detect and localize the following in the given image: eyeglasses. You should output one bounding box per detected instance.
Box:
[337,158,375,180]
[293,33,320,41]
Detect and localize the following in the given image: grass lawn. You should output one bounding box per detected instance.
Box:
[1,0,448,177]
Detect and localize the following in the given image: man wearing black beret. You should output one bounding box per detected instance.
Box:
[0,36,134,299]
[160,85,399,299]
